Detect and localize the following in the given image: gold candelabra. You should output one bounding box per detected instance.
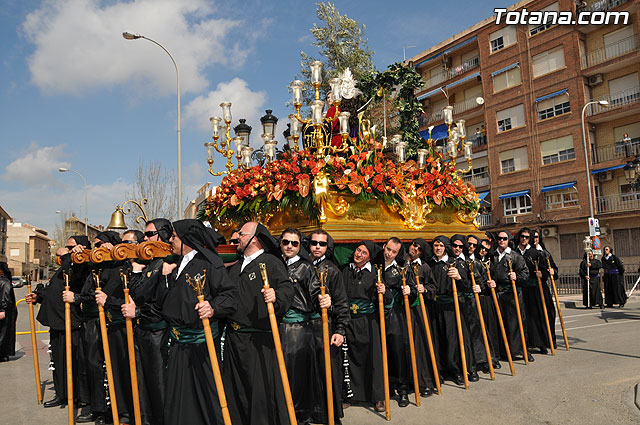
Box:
[206,102,244,176]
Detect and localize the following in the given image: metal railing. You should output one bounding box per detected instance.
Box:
[587,86,640,115]
[477,213,492,228]
[596,194,640,214]
[470,134,487,148]
[415,56,480,93]
[453,96,482,114]
[556,264,638,295]
[592,137,640,164]
[582,35,638,68]
[580,0,628,13]
[462,172,490,188]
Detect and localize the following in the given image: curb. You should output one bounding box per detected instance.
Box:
[635,383,640,412]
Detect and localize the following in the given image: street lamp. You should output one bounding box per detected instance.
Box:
[59,167,88,236]
[123,31,182,219]
[623,156,640,189]
[581,99,609,219]
[260,109,278,140]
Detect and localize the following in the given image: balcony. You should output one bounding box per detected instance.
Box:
[469,134,487,148]
[580,0,628,13]
[587,86,640,116]
[462,172,490,188]
[592,137,640,164]
[477,213,492,228]
[596,193,640,214]
[582,35,639,69]
[415,56,480,93]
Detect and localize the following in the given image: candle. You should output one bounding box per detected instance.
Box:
[338,111,350,135]
[310,61,323,84]
[290,80,304,105]
[443,105,453,125]
[417,148,429,169]
[209,117,222,139]
[220,102,232,123]
[311,100,324,125]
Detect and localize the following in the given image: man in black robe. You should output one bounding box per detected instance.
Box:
[486,230,532,362]
[342,241,390,412]
[427,235,474,386]
[224,222,294,425]
[308,229,349,423]
[121,218,173,425]
[530,229,559,346]
[380,237,415,407]
[0,261,17,363]
[160,219,237,425]
[406,238,437,397]
[602,245,626,308]
[580,251,603,309]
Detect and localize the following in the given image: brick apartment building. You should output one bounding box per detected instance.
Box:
[408,0,639,267]
[7,222,52,280]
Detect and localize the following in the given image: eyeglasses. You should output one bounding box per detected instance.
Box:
[520,235,530,239]
[123,240,137,244]
[497,237,509,241]
[452,243,464,248]
[229,239,240,244]
[479,246,489,251]
[144,230,158,237]
[468,242,477,247]
[95,241,104,248]
[281,239,300,247]
[310,240,328,247]
[65,245,75,250]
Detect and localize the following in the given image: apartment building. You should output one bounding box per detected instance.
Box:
[408,0,639,267]
[184,182,216,220]
[7,222,52,280]
[0,205,10,264]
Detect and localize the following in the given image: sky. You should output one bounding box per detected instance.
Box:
[0,0,504,236]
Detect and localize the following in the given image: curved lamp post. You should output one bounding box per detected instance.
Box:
[123,31,182,219]
[59,167,88,236]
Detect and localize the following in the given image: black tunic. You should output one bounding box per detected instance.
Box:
[224,252,294,425]
[602,254,627,306]
[469,254,500,365]
[580,258,603,308]
[162,252,238,425]
[0,276,16,360]
[489,249,529,358]
[342,263,391,403]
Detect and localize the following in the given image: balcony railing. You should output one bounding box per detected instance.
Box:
[580,0,628,13]
[462,172,490,188]
[453,96,482,115]
[582,35,638,68]
[596,193,640,214]
[415,56,480,93]
[592,137,640,164]
[587,86,640,116]
[470,134,487,148]
[477,213,492,228]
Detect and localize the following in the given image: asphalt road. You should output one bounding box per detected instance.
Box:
[2,286,639,425]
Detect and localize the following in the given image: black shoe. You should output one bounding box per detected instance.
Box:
[43,397,65,408]
[94,415,106,425]
[527,353,535,362]
[600,304,605,309]
[587,306,593,309]
[469,371,479,382]
[539,347,548,355]
[75,413,93,423]
[452,374,464,386]
[620,303,625,308]
[493,361,501,370]
[420,387,434,397]
[479,362,490,374]
[606,305,613,308]
[397,393,410,407]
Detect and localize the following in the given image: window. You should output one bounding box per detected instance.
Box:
[538,92,570,120]
[529,2,559,36]
[532,46,565,77]
[545,188,579,209]
[603,26,635,60]
[503,194,532,216]
[10,248,19,257]
[613,228,640,257]
[541,135,575,164]
[496,104,525,132]
[490,26,517,53]
[499,147,529,173]
[619,182,640,202]
[493,64,521,92]
[559,233,588,259]
[608,72,640,106]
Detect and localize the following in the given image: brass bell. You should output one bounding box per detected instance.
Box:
[108,206,127,229]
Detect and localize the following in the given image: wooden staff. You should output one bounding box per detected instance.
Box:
[412,264,441,395]
[120,271,142,425]
[399,266,420,406]
[259,263,297,425]
[25,275,43,404]
[375,266,391,421]
[534,261,555,356]
[547,257,569,350]
[482,262,515,375]
[507,259,528,365]
[92,270,120,425]
[62,272,74,425]
[315,267,334,425]
[482,262,515,376]
[467,262,494,380]
[448,259,469,389]
[185,271,232,425]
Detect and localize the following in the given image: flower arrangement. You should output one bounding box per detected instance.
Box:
[201,147,480,226]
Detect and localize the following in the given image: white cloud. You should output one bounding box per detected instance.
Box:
[184,77,267,144]
[2,143,70,187]
[22,0,253,96]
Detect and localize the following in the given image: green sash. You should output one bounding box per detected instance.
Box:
[349,298,376,316]
[282,308,321,324]
[169,322,219,344]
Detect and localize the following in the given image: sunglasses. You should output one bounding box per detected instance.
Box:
[281,239,300,247]
[229,239,240,244]
[520,235,530,239]
[310,240,328,247]
[497,236,509,241]
[468,242,477,247]
[65,245,76,250]
[452,243,464,248]
[479,246,489,251]
[123,240,137,244]
[95,241,104,248]
[144,230,158,237]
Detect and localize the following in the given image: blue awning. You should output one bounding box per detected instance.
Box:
[417,87,442,100]
[419,123,448,141]
[445,72,480,90]
[491,62,519,77]
[535,89,568,103]
[541,181,576,193]
[414,36,478,68]
[499,189,530,200]
[478,191,490,202]
[591,164,625,174]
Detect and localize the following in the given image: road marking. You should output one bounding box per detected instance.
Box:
[565,320,636,331]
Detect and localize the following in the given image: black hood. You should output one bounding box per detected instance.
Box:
[306,231,338,264]
[147,218,173,243]
[450,234,468,256]
[0,261,11,281]
[355,240,381,264]
[126,230,145,243]
[411,238,430,262]
[173,219,224,268]
[97,231,122,245]
[252,223,280,257]
[70,235,91,249]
